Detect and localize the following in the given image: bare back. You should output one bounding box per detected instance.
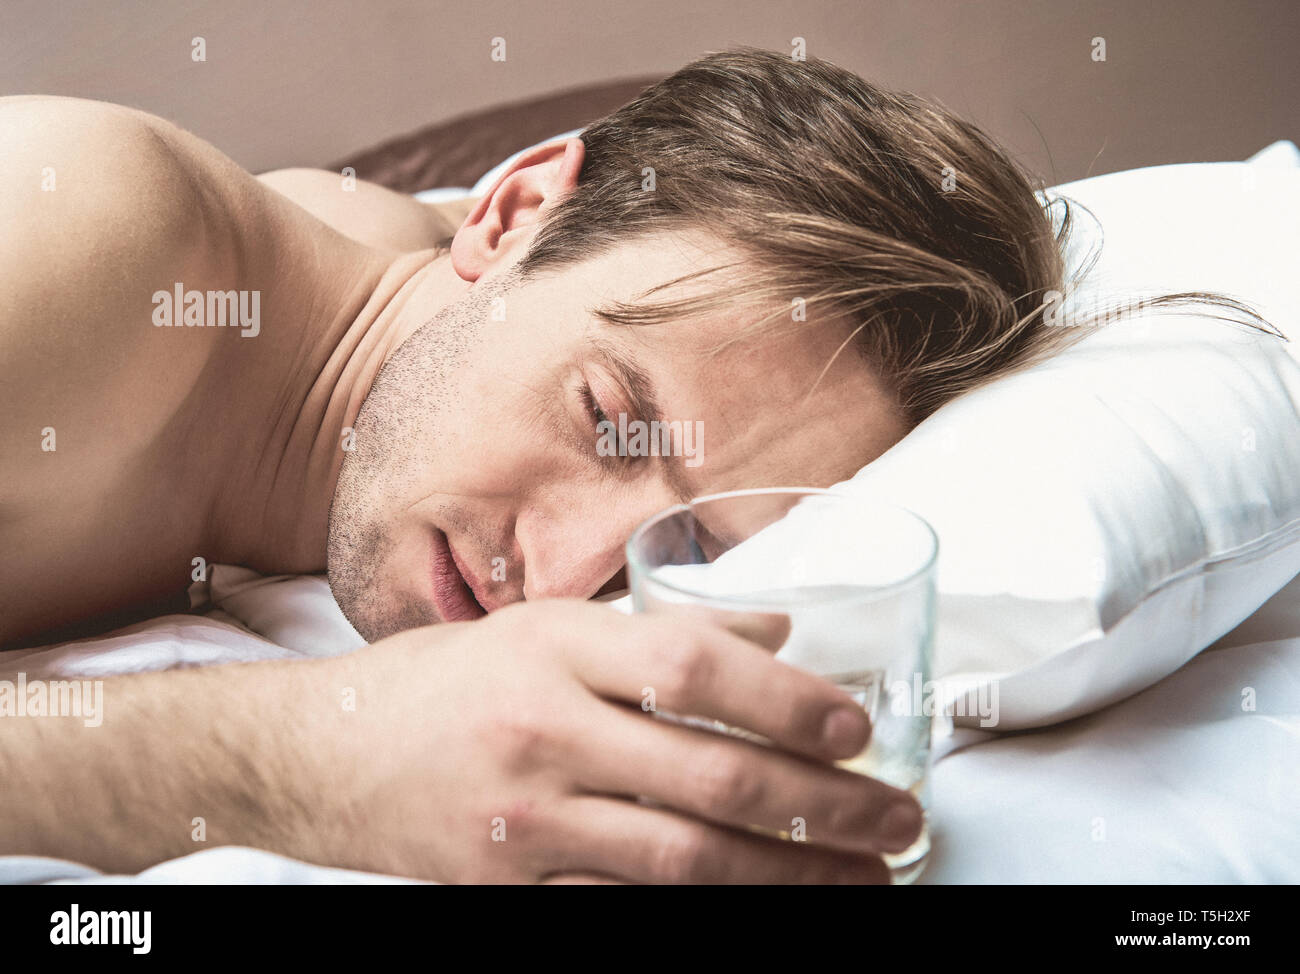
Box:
[0,96,392,646]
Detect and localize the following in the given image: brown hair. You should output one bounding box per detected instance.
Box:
[516,46,1281,428]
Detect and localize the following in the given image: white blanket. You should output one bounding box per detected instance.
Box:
[3,567,1297,884]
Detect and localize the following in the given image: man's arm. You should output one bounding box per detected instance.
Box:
[0,654,357,872]
[0,600,920,883]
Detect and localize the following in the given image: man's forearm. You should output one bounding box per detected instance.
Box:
[0,654,359,874]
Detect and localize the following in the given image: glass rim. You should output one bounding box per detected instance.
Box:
[624,486,939,609]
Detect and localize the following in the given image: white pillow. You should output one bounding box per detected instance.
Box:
[824,142,1300,729]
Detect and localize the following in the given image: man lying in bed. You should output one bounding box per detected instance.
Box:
[0,47,1071,883]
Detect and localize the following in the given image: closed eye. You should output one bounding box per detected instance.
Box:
[579,382,612,430]
[580,380,643,467]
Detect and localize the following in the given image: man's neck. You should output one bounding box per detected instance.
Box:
[205,245,468,575]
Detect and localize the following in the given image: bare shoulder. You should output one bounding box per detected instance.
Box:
[0,96,217,450]
[0,97,395,645]
[0,95,204,230]
[0,97,267,642]
[0,96,211,344]
[257,166,467,252]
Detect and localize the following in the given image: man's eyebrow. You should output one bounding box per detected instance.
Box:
[585,336,696,504]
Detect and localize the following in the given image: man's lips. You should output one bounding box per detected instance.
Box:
[430,529,487,622]
[447,536,494,611]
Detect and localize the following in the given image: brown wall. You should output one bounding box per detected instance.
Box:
[2,0,1295,184]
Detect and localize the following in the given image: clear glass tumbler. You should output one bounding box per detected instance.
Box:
[626,487,939,884]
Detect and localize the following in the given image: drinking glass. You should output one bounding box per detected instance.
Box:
[626,488,939,884]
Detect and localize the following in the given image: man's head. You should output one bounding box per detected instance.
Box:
[327,46,1068,640]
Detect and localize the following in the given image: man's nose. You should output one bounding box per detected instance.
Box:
[516,509,640,601]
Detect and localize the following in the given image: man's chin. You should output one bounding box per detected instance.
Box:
[329,577,441,643]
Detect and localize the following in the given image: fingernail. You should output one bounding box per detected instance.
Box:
[822,706,870,755]
[882,800,923,849]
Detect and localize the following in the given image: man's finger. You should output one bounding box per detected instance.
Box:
[544,794,892,884]
[562,607,871,762]
[571,702,922,855]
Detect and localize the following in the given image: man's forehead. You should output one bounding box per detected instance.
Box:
[598,312,894,494]
[580,228,750,309]
[536,229,908,490]
[689,341,886,491]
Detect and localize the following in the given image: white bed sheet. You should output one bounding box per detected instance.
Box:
[3,568,1297,884]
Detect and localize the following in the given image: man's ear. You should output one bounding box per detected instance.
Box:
[450,137,584,282]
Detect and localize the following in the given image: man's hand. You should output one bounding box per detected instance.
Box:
[335,599,924,883]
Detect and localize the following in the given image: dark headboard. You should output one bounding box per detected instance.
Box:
[330,77,662,193]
